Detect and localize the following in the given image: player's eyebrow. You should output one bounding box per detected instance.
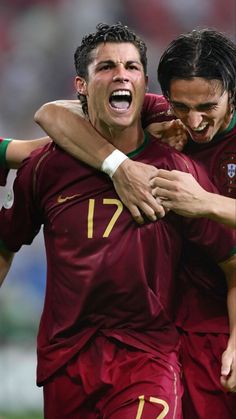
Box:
[171,100,219,109]
[96,59,142,67]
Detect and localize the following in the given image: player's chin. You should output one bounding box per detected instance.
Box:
[109,114,136,128]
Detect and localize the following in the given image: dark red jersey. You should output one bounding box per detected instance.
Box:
[185,111,236,198]
[0,134,234,385]
[0,138,11,185]
[142,94,236,333]
[176,112,236,333]
[142,94,173,126]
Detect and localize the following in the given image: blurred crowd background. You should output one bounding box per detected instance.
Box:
[0,0,235,417]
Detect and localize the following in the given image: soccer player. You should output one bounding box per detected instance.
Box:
[35,28,236,418]
[151,29,236,418]
[1,24,236,418]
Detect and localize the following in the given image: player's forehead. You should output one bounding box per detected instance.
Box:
[90,42,142,66]
[169,77,226,105]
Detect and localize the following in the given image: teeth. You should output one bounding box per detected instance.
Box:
[111,90,131,97]
[192,124,208,132]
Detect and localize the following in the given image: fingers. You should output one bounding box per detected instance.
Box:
[151,187,173,202]
[150,169,179,184]
[158,119,188,151]
[129,202,166,225]
[147,120,188,151]
[132,210,145,225]
[220,374,236,392]
[150,170,194,191]
[112,160,166,224]
[221,352,232,377]
[156,169,182,180]
[150,177,177,193]
[220,350,236,392]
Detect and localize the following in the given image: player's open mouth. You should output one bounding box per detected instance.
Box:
[109,90,132,110]
[188,123,210,140]
[192,123,208,133]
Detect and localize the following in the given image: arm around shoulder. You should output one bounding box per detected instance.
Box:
[35,100,115,169]
[35,100,166,223]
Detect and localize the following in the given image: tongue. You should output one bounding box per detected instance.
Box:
[110,99,129,110]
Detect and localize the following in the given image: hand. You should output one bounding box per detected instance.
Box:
[150,169,209,217]
[112,159,166,224]
[146,119,188,151]
[220,342,236,392]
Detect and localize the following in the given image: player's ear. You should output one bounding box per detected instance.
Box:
[75,76,87,96]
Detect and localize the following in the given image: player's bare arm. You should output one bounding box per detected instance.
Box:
[35,100,115,169]
[219,255,236,392]
[151,169,236,228]
[35,100,167,224]
[6,137,51,169]
[206,194,236,228]
[0,248,14,287]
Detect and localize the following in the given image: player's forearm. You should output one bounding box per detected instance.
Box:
[6,137,50,169]
[150,170,236,227]
[205,193,236,228]
[35,101,116,170]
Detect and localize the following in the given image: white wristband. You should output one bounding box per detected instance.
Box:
[101,150,128,178]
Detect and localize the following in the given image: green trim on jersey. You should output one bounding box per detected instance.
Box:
[225,110,236,132]
[127,131,149,158]
[0,240,9,251]
[229,245,236,257]
[0,138,12,168]
[215,111,236,140]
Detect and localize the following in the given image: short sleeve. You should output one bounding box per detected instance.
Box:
[141,93,174,128]
[0,138,12,185]
[0,154,42,252]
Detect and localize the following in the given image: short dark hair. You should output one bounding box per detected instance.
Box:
[74,22,147,115]
[74,22,147,78]
[158,28,236,108]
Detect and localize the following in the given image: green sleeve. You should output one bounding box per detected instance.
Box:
[0,139,12,167]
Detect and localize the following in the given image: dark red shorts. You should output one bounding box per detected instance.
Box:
[43,335,183,418]
[180,332,236,419]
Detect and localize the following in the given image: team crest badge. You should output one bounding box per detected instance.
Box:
[227,163,236,178]
[219,153,236,195]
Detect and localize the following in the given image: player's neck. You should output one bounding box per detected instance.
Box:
[98,122,145,154]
